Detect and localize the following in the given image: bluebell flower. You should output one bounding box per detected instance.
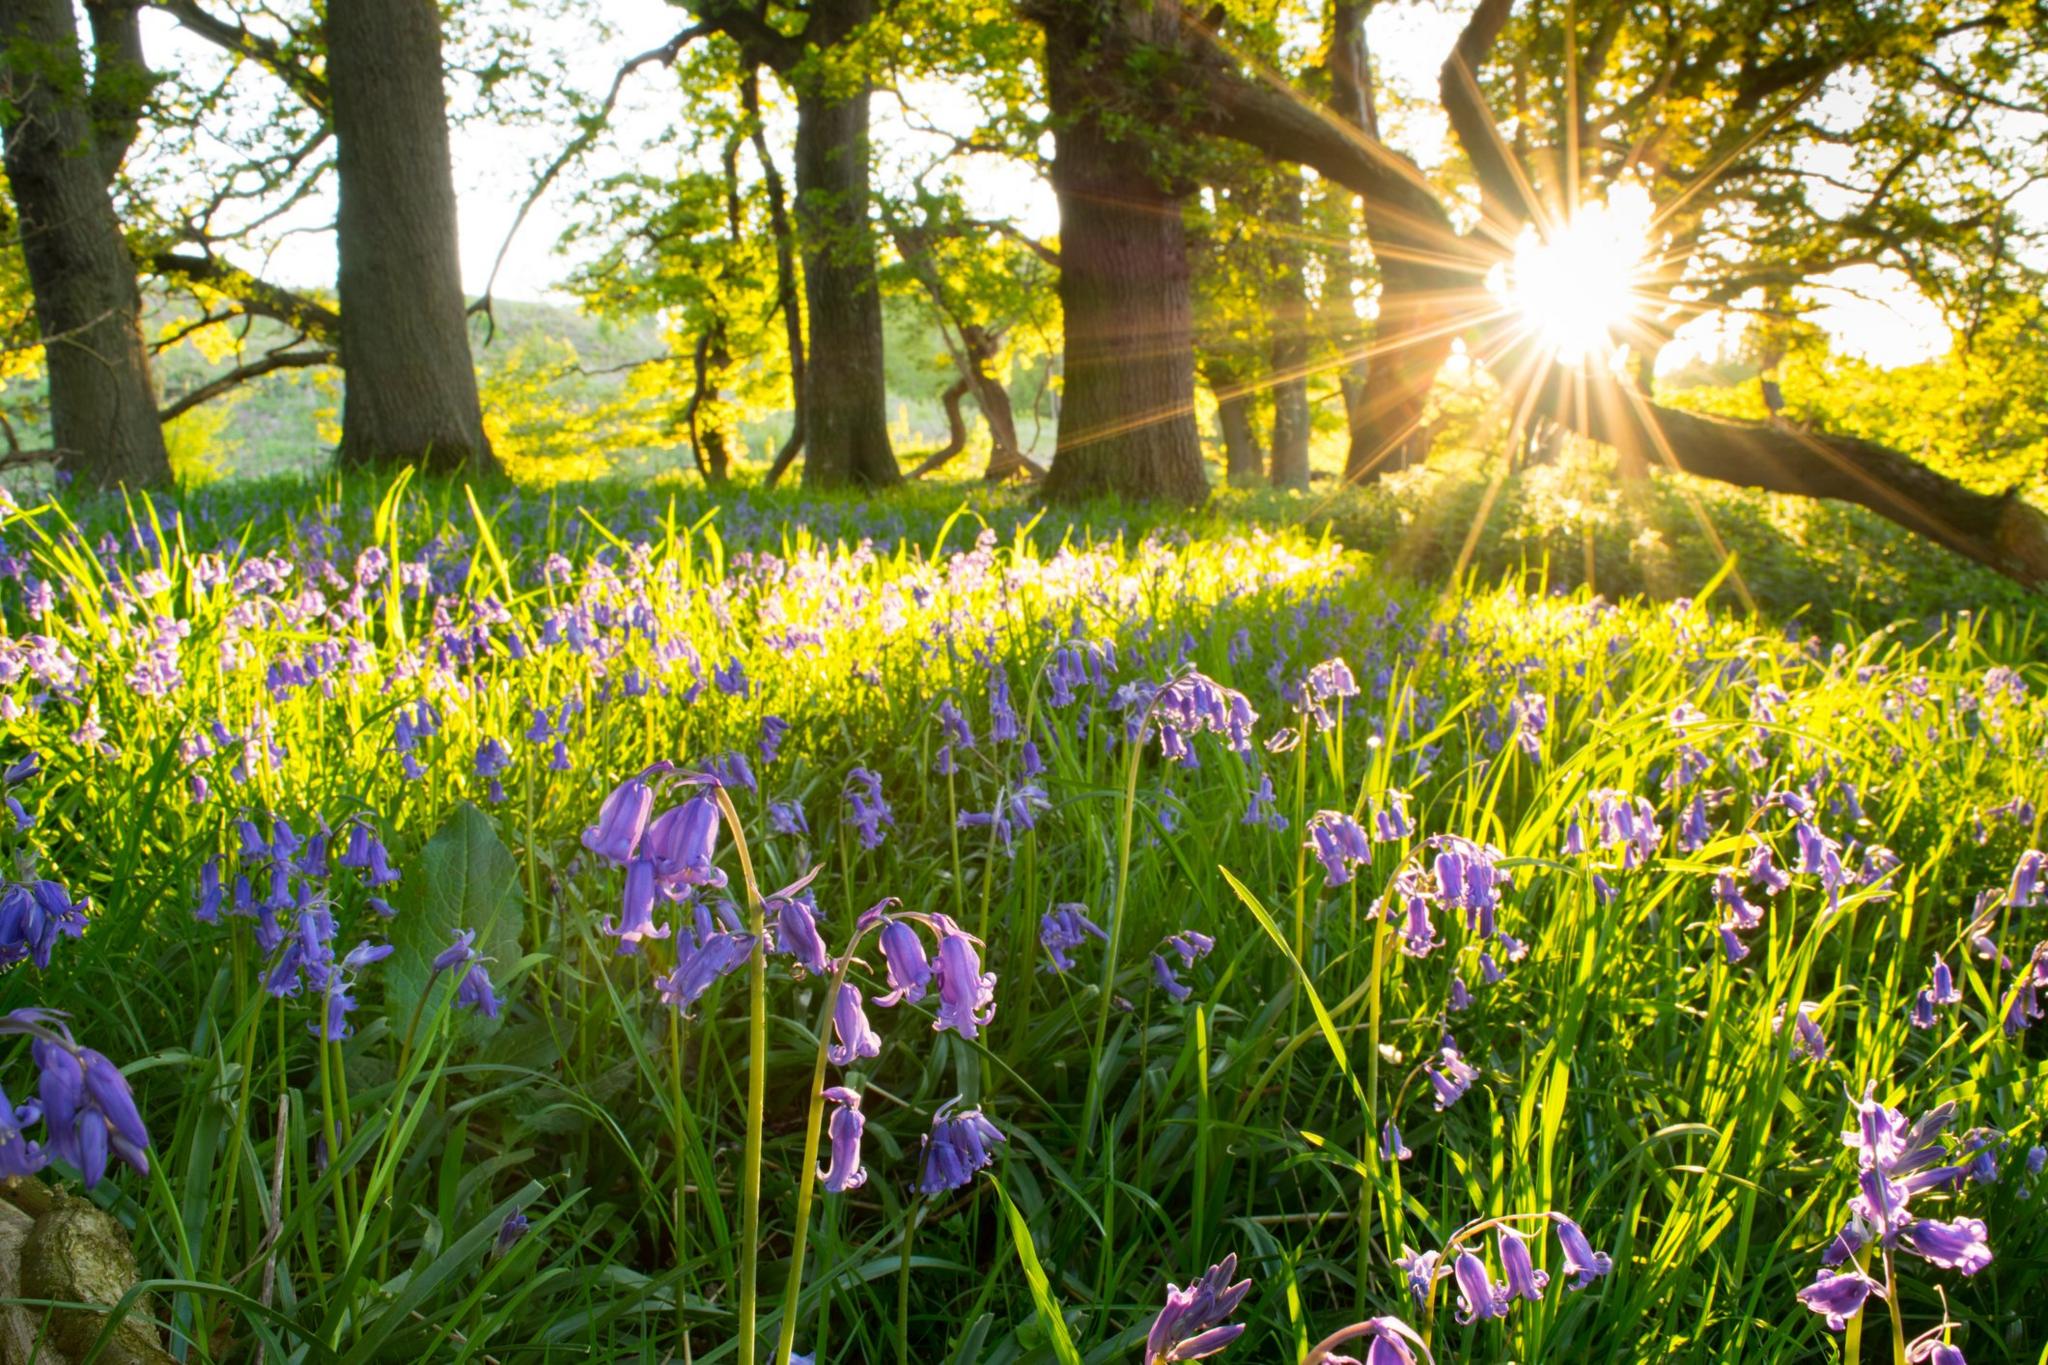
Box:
[0,1078,45,1178]
[1899,1218,1992,1274]
[844,768,894,850]
[931,926,995,1038]
[605,859,671,954]
[434,928,480,973]
[1498,1226,1549,1302]
[33,1038,149,1187]
[1304,811,1372,886]
[457,962,501,1018]
[916,1099,1004,1194]
[1373,789,1414,841]
[657,914,754,1012]
[1552,1214,1612,1288]
[1302,1316,1431,1365]
[819,1086,867,1193]
[1451,1251,1509,1323]
[1143,1252,1251,1363]
[1747,841,1790,895]
[1797,1267,1883,1331]
[492,1210,530,1259]
[1039,903,1106,973]
[768,799,809,836]
[0,880,87,970]
[645,795,725,889]
[828,984,881,1066]
[758,714,789,764]
[1380,1120,1411,1162]
[875,919,932,1005]
[773,888,831,976]
[2009,849,2044,907]
[1153,954,1192,1002]
[1426,1035,1479,1110]
[583,765,667,866]
[475,738,511,802]
[1780,1002,1828,1063]
[938,700,975,750]
[1397,1246,1441,1305]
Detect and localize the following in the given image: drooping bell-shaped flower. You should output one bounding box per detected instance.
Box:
[931,926,996,1038]
[875,918,932,1005]
[1450,1251,1508,1323]
[646,795,725,889]
[1552,1214,1612,1289]
[818,1086,867,1193]
[827,984,882,1067]
[582,765,669,866]
[1498,1226,1549,1302]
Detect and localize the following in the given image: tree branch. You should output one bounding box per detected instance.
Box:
[147,0,328,112]
[159,346,333,423]
[150,251,339,344]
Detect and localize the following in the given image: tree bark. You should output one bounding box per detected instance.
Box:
[743,68,806,488]
[1214,381,1265,488]
[791,75,898,489]
[0,0,171,487]
[906,378,972,477]
[1266,173,1311,490]
[326,0,499,476]
[1037,2,1208,505]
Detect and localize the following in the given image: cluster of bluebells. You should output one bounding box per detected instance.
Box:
[0,1009,150,1189]
[192,811,404,1040]
[1797,1085,1996,1333]
[1397,1212,1612,1326]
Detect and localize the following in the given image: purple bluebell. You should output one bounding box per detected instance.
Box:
[1302,1316,1431,1365]
[768,800,810,836]
[819,1086,867,1193]
[828,984,881,1067]
[1305,811,1372,887]
[1426,1036,1479,1110]
[33,1039,149,1187]
[844,768,894,850]
[1143,1252,1251,1363]
[1781,1002,1828,1063]
[916,1099,1005,1193]
[605,859,671,954]
[1380,1120,1411,1161]
[1796,1267,1883,1331]
[1039,903,1106,973]
[875,918,933,1005]
[2009,849,2044,907]
[645,796,725,889]
[1899,1217,1992,1274]
[1373,789,1414,842]
[931,926,996,1038]
[0,1078,45,1178]
[1451,1251,1508,1323]
[492,1210,530,1258]
[1552,1214,1611,1288]
[457,962,501,1018]
[1498,1226,1549,1302]
[1153,954,1193,1002]
[773,888,831,976]
[583,766,667,865]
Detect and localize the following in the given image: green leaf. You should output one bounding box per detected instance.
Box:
[388,801,522,1038]
[986,1174,1083,1365]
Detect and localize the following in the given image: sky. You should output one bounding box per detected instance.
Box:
[140,0,1996,373]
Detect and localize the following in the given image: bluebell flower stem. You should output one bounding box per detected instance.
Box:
[670,1008,689,1357]
[1882,1248,1906,1364]
[896,1198,921,1365]
[773,952,855,1365]
[714,786,768,1365]
[1081,729,1144,1320]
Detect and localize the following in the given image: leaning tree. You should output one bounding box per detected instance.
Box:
[1025,0,2048,590]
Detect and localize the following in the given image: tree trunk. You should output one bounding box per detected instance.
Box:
[327,0,498,476]
[1215,384,1265,488]
[0,0,170,488]
[1267,174,1311,491]
[1038,4,1208,505]
[792,78,899,489]
[906,378,972,477]
[960,325,1037,480]
[1539,369,2048,590]
[745,67,806,489]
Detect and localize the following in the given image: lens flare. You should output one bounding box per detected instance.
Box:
[1501,184,1654,364]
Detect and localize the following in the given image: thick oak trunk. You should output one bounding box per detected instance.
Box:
[1038,4,1207,505]
[1267,177,1311,491]
[0,0,169,487]
[327,0,498,476]
[792,80,898,489]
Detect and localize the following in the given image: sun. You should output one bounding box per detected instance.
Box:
[1501,183,1654,365]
